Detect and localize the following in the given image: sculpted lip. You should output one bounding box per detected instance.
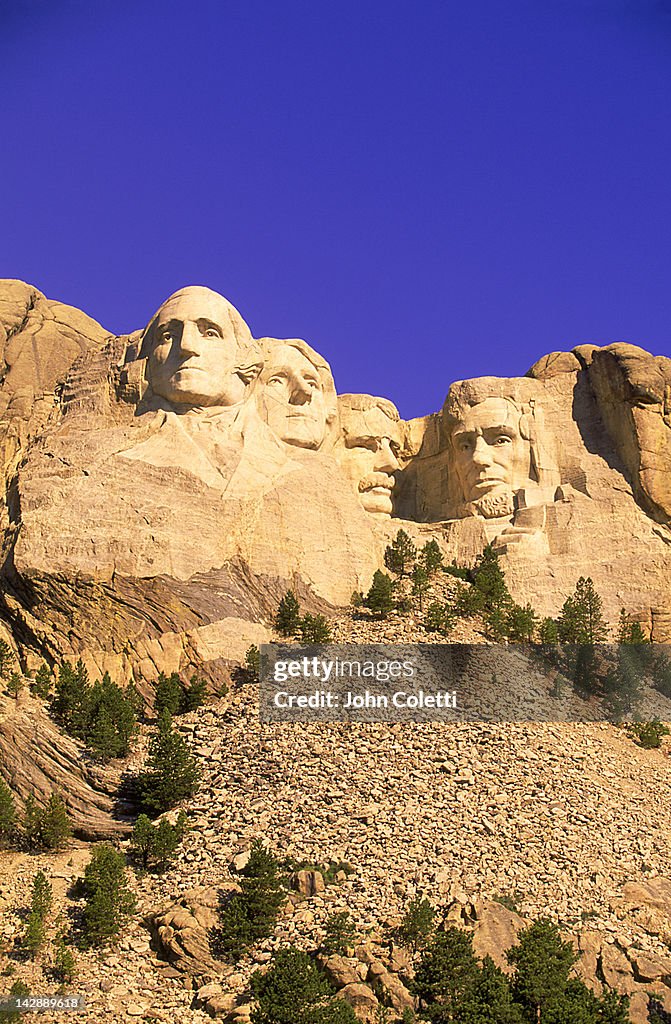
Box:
[473,476,506,488]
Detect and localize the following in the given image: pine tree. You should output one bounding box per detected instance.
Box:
[411,564,430,611]
[484,606,509,642]
[87,704,119,761]
[539,617,559,644]
[154,671,183,717]
[53,936,76,983]
[469,544,512,616]
[130,811,188,871]
[22,871,52,957]
[7,672,23,699]
[245,645,260,682]
[603,646,646,721]
[420,539,444,576]
[557,577,608,644]
[0,639,13,679]
[85,673,136,760]
[22,793,44,850]
[570,644,603,698]
[31,870,53,917]
[139,710,200,813]
[213,840,286,959]
[299,613,332,643]
[31,663,53,699]
[458,955,524,1023]
[22,871,53,957]
[22,912,46,957]
[321,911,358,955]
[40,793,72,850]
[364,570,395,619]
[384,529,417,577]
[617,608,648,645]
[396,897,435,952]
[80,843,136,947]
[424,602,455,636]
[181,675,207,712]
[413,928,481,1020]
[504,603,539,642]
[506,919,578,1020]
[274,590,302,636]
[0,777,16,846]
[50,660,91,737]
[124,681,144,719]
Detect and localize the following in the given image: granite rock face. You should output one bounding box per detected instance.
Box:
[0,692,129,839]
[0,280,669,685]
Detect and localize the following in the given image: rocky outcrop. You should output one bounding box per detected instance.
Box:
[0,279,108,471]
[0,279,669,683]
[0,692,130,839]
[529,341,671,525]
[145,885,225,977]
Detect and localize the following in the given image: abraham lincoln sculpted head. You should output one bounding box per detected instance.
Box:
[444,384,557,519]
[139,286,261,409]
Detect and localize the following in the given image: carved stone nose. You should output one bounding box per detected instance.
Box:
[375,439,399,473]
[289,380,312,405]
[179,322,202,355]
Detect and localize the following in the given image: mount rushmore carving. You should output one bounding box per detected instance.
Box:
[0,279,669,684]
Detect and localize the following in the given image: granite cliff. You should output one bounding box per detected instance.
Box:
[0,279,668,690]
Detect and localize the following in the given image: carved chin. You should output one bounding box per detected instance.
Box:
[360,489,393,515]
[467,490,515,519]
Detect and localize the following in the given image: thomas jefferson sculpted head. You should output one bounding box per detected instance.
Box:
[140,286,261,408]
[254,338,338,450]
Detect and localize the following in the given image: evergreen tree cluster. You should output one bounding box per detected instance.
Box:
[211,840,287,960]
[449,544,539,642]
[413,917,630,1024]
[383,534,445,585]
[21,792,72,852]
[274,591,332,642]
[49,660,138,762]
[250,948,358,1024]
[154,671,207,717]
[0,782,71,852]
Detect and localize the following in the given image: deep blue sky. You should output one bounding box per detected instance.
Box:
[2,0,671,417]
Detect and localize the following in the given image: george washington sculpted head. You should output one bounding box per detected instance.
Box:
[139,286,261,409]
